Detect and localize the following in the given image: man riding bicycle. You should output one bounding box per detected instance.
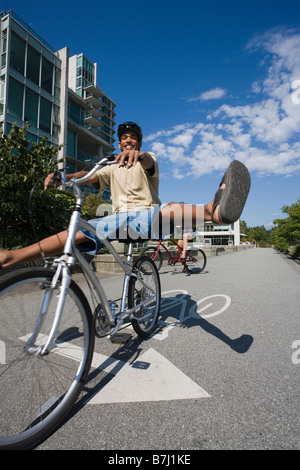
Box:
[0,121,251,269]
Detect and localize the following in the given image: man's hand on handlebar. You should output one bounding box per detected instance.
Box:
[44,172,59,190]
[44,171,65,189]
[113,151,155,173]
[44,169,96,190]
[114,150,144,167]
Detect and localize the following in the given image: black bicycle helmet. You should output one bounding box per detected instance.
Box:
[117,122,143,141]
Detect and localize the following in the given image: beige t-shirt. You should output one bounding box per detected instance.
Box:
[96,152,161,213]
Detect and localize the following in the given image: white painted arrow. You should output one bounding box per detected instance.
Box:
[88,347,210,404]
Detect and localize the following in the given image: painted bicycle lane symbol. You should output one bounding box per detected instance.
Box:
[154,290,231,341]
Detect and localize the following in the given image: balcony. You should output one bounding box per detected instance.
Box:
[76,149,98,164]
[85,93,101,107]
[85,114,101,127]
[88,104,102,118]
[84,83,102,97]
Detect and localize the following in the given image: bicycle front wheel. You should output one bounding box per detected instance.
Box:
[186,249,207,273]
[128,256,161,338]
[140,246,163,271]
[0,267,94,450]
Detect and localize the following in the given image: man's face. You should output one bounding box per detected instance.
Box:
[118,131,141,151]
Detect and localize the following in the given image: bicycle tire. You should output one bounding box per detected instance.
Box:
[140,246,163,271]
[0,267,94,450]
[128,256,161,338]
[185,249,207,273]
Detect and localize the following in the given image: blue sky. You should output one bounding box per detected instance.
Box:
[2,0,300,227]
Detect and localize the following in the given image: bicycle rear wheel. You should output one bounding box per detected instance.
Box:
[140,246,163,271]
[0,267,94,450]
[185,249,207,273]
[128,256,161,337]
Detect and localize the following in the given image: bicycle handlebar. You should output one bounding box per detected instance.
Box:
[52,153,145,188]
[68,155,116,186]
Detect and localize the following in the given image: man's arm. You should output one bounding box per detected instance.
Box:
[44,170,99,190]
[139,152,155,173]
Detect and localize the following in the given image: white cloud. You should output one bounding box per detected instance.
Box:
[146,28,300,179]
[187,87,227,102]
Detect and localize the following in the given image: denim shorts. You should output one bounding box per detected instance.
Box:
[78,204,169,255]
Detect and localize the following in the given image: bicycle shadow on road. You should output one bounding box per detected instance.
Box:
[158,293,253,354]
[159,266,209,276]
[45,334,149,441]
[85,334,149,396]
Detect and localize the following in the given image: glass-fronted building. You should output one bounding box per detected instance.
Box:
[0,10,116,174]
[0,10,61,146]
[67,52,116,173]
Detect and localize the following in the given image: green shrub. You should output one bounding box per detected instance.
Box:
[0,123,74,249]
[289,245,300,258]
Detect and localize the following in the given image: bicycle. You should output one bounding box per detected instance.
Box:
[0,156,161,450]
[140,239,207,274]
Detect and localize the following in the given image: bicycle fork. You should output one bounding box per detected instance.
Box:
[23,263,71,356]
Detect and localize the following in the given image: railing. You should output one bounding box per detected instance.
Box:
[76,149,98,164]
[2,10,57,54]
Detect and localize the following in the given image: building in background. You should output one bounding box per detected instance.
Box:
[0,10,116,177]
[66,52,116,173]
[176,220,241,247]
[201,220,241,246]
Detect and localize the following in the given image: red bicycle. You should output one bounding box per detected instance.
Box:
[140,239,207,274]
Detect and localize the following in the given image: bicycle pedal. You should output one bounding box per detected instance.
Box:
[110,333,132,344]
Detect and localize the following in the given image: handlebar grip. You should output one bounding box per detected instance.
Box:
[52,170,63,185]
[106,153,117,161]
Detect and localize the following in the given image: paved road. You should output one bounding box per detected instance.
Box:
[37,248,300,450]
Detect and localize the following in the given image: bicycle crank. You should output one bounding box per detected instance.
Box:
[94,304,114,337]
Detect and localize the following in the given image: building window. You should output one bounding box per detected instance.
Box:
[52,104,60,138]
[0,75,5,100]
[68,100,85,126]
[25,131,38,147]
[54,67,60,100]
[41,57,53,94]
[1,34,7,69]
[67,129,76,157]
[26,45,40,85]
[24,87,38,127]
[101,125,110,135]
[7,76,23,119]
[66,162,76,173]
[52,104,60,125]
[39,96,51,133]
[10,32,26,75]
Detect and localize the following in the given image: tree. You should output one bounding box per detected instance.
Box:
[271,199,300,255]
[81,191,112,220]
[240,220,271,245]
[0,124,75,249]
[248,225,270,243]
[240,220,248,239]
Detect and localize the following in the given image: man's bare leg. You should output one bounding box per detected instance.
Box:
[161,158,251,227]
[0,230,89,269]
[159,198,221,231]
[177,233,193,272]
[159,182,225,230]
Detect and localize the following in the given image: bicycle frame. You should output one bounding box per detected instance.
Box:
[155,239,183,264]
[25,157,157,355]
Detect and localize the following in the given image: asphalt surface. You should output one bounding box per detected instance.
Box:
[36,248,300,451]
